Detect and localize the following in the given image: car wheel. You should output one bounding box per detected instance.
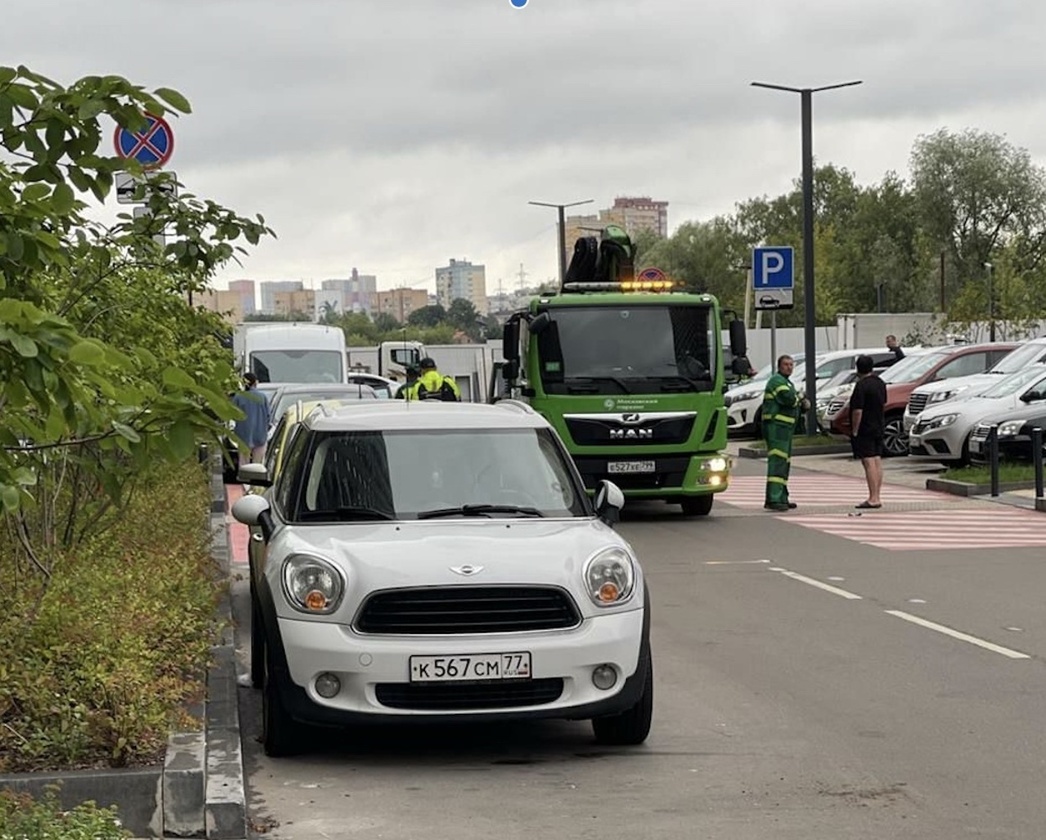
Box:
[262,647,301,757]
[882,414,908,457]
[680,495,713,516]
[591,657,653,746]
[250,591,264,690]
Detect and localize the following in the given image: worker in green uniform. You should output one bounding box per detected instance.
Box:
[762,355,810,511]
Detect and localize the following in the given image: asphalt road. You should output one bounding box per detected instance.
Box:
[234,458,1046,839]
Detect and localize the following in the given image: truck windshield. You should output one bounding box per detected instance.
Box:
[251,350,344,384]
[539,304,715,395]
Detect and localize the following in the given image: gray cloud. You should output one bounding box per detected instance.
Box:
[6,0,1046,288]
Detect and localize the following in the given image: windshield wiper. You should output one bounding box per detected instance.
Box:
[650,374,706,391]
[416,504,544,520]
[299,505,395,521]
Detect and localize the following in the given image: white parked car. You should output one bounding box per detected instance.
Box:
[908,364,1046,465]
[233,400,652,756]
[903,337,1046,432]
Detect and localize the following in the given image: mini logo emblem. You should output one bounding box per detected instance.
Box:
[603,398,615,410]
[451,565,484,576]
[621,413,641,424]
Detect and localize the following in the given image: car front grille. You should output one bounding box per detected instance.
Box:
[375,678,564,710]
[354,586,581,635]
[908,393,929,415]
[826,399,846,415]
[970,423,992,442]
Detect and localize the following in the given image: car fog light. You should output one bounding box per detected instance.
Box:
[315,672,341,698]
[592,664,618,691]
[709,475,723,487]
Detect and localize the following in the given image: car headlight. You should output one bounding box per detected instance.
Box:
[929,387,967,404]
[730,390,760,402]
[583,547,636,607]
[929,414,959,428]
[700,456,729,472]
[282,554,345,614]
[998,421,1023,437]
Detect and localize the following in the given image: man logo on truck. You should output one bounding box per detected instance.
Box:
[609,427,653,440]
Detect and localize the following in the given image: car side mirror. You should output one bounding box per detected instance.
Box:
[1020,391,1044,403]
[593,479,625,526]
[237,462,272,487]
[231,493,274,540]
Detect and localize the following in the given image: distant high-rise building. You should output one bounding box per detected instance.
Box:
[322,268,377,313]
[260,280,304,314]
[561,196,669,252]
[373,288,429,323]
[227,279,257,315]
[272,289,315,319]
[435,258,487,314]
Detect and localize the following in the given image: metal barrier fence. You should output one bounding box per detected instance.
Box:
[984,425,1044,501]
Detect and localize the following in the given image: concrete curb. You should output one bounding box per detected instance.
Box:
[925,477,1039,497]
[0,459,246,838]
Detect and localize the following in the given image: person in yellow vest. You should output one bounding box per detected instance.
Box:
[761,355,809,511]
[403,357,462,402]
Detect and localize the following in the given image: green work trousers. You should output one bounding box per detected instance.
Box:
[764,420,794,506]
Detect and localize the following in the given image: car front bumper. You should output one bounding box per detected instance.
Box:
[273,606,647,723]
[908,423,968,460]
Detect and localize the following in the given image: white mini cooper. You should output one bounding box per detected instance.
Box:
[233,400,652,756]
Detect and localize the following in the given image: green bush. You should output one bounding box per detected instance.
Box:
[0,788,129,840]
[0,460,222,772]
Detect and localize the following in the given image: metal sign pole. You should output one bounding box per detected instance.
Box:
[770,309,777,366]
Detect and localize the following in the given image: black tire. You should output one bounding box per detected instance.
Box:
[680,495,713,516]
[262,647,301,757]
[882,413,908,458]
[249,591,264,690]
[592,658,653,746]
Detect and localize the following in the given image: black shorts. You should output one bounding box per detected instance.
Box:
[852,434,884,459]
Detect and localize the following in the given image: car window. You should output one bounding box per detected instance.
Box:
[274,425,312,514]
[818,357,852,379]
[265,416,289,475]
[293,428,586,521]
[979,366,1046,399]
[934,352,988,380]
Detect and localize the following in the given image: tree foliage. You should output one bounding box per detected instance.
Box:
[0,65,274,570]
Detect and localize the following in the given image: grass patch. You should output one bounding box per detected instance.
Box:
[0,460,223,773]
[0,787,129,839]
[942,463,1037,484]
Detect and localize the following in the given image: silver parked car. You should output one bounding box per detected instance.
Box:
[908,364,1046,465]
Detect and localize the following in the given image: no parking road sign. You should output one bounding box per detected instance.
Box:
[114,113,174,170]
[752,246,794,310]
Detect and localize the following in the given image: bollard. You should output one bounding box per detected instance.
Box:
[987,424,1000,497]
[1033,426,1044,500]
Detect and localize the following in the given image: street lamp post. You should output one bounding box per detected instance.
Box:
[984,262,995,341]
[529,199,594,286]
[751,79,862,435]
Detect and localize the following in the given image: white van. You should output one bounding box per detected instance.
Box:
[236,323,347,387]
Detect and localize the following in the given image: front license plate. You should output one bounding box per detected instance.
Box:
[608,460,655,474]
[409,652,531,682]
[969,439,982,454]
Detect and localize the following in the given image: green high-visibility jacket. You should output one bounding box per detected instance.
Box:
[762,372,798,426]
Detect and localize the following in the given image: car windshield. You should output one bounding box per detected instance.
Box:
[537,304,716,395]
[269,387,376,421]
[879,351,948,384]
[978,366,1046,399]
[251,350,344,384]
[292,428,586,521]
[989,342,1046,374]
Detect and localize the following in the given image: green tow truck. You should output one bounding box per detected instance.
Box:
[498,226,750,516]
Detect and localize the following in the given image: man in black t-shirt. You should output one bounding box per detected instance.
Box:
[848,354,887,508]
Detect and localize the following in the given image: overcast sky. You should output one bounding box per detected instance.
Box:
[6,0,1046,294]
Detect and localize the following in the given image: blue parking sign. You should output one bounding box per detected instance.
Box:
[752,246,794,309]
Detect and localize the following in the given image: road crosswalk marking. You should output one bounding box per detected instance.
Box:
[722,474,953,509]
[783,508,1046,551]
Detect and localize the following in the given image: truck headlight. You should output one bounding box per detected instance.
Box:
[282,554,345,614]
[701,456,728,473]
[583,547,636,607]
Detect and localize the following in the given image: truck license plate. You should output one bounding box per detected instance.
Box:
[608,460,655,474]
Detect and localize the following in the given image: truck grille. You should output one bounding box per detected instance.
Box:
[354,586,581,635]
[564,414,695,446]
[908,393,929,415]
[376,678,563,710]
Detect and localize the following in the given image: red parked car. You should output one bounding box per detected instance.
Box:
[824,342,1018,457]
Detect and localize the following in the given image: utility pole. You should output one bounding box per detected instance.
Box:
[517,262,528,293]
[528,199,594,285]
[751,78,863,435]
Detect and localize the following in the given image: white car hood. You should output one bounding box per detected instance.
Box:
[272,518,641,620]
[913,372,999,398]
[916,393,1021,426]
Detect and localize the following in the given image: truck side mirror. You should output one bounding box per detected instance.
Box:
[502,318,520,362]
[528,312,552,335]
[728,318,747,358]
